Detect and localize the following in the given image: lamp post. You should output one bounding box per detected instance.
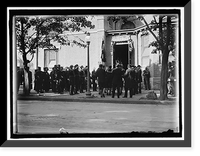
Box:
[85,32,91,97]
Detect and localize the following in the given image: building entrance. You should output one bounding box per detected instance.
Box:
[113,44,129,69]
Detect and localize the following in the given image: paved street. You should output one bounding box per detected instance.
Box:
[17,100,179,134]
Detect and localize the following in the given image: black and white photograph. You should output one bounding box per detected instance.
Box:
[4,4,192,148]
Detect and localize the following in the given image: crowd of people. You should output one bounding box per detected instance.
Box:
[95,63,151,98]
[17,63,152,98]
[33,64,89,95]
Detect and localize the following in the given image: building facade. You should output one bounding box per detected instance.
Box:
[17,15,176,90]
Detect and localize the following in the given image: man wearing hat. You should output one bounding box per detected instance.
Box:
[95,64,106,98]
[111,63,124,98]
[69,65,75,95]
[74,64,80,94]
[123,64,134,98]
[34,67,43,95]
[42,67,50,92]
[137,65,142,93]
[79,65,85,93]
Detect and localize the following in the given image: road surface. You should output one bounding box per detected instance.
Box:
[16,100,179,134]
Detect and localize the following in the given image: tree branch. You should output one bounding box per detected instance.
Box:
[141,16,161,45]
[153,16,158,25]
[28,53,34,63]
[159,16,164,50]
[27,32,37,42]
[165,16,171,51]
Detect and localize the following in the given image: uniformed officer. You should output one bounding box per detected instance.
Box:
[65,67,70,92]
[134,66,139,94]
[51,65,59,93]
[50,66,55,92]
[74,64,80,94]
[58,66,65,94]
[137,65,142,93]
[95,64,106,98]
[91,68,97,91]
[42,67,50,92]
[111,63,124,98]
[132,65,137,95]
[69,65,75,95]
[34,67,43,95]
[79,66,85,93]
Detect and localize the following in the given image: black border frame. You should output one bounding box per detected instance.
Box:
[3,2,191,147]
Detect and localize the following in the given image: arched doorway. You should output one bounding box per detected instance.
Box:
[112,41,134,69]
[113,42,128,69]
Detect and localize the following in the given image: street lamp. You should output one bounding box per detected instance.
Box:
[85,32,91,97]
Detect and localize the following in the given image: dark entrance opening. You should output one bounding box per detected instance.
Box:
[113,44,128,69]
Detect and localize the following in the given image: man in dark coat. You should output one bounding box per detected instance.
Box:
[42,67,50,92]
[95,64,106,97]
[123,64,134,98]
[69,65,75,95]
[105,66,113,95]
[34,67,43,95]
[134,66,138,94]
[58,66,65,94]
[52,65,60,93]
[91,68,97,91]
[143,67,151,90]
[79,66,85,93]
[65,67,70,92]
[74,64,80,94]
[111,63,124,98]
[137,65,142,93]
[50,67,55,92]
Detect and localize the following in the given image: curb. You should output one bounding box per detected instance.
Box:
[17,96,176,105]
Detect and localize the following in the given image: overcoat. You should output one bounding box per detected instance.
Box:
[112,67,123,87]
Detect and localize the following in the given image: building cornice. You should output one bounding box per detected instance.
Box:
[106,20,178,36]
[106,25,147,36]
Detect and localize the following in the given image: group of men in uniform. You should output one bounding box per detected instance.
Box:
[34,64,88,95]
[17,61,148,98]
[95,63,143,98]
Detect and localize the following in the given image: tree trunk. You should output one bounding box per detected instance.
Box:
[22,53,30,95]
[159,49,169,100]
[23,68,30,95]
[160,16,171,100]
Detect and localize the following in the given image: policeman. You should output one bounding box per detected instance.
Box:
[111,63,124,98]
[79,66,85,93]
[91,68,97,92]
[132,65,137,95]
[34,67,43,95]
[134,66,138,94]
[50,66,55,92]
[65,67,70,92]
[42,67,50,92]
[74,64,80,94]
[69,65,75,95]
[56,64,63,94]
[52,65,59,93]
[58,66,65,94]
[137,65,142,94]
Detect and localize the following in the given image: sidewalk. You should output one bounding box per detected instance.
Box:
[17,87,177,105]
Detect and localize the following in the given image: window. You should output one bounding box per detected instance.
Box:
[44,48,59,70]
